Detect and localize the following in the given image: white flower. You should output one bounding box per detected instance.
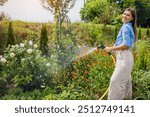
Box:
[36,54,40,59]
[57,45,60,49]
[15,44,19,48]
[11,45,15,48]
[51,55,54,58]
[33,44,38,48]
[46,63,50,67]
[116,1,119,4]
[21,58,25,62]
[0,57,7,63]
[20,43,24,47]
[27,49,33,54]
[0,55,2,59]
[28,40,33,46]
[10,53,15,58]
[41,84,45,88]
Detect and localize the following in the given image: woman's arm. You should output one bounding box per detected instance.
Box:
[104,45,129,52]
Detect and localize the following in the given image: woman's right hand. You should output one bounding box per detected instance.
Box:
[104,47,114,52]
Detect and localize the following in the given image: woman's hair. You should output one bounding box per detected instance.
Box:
[125,8,137,41]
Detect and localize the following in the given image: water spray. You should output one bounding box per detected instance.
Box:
[76,44,116,100]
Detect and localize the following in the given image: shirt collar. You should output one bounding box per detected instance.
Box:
[123,22,132,26]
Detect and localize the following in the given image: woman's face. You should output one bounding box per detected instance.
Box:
[122,10,133,23]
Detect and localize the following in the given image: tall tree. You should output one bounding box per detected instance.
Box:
[7,22,15,46]
[40,0,76,50]
[40,0,76,20]
[39,24,49,56]
[80,0,121,24]
[135,0,150,27]
[40,0,77,69]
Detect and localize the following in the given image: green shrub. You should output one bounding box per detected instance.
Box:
[114,26,118,40]
[135,40,150,70]
[0,86,55,100]
[146,28,150,38]
[7,22,15,46]
[88,24,102,46]
[132,69,150,100]
[0,24,7,55]
[39,24,49,56]
[56,49,115,99]
[0,77,7,96]
[0,40,53,90]
[138,28,142,40]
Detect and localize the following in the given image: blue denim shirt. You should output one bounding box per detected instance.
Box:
[114,23,134,48]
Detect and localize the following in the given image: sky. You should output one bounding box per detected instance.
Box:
[0,0,84,22]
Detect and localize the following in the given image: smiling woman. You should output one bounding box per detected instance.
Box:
[0,0,83,22]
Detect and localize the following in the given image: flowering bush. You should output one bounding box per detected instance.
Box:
[0,40,53,90]
[60,49,115,99]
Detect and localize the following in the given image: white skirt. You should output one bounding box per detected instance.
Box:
[108,49,134,100]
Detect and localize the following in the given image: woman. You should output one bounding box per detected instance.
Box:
[105,8,137,100]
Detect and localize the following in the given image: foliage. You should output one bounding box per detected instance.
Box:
[122,0,135,8]
[88,24,102,46]
[0,86,56,100]
[134,40,150,70]
[135,0,150,27]
[80,0,121,24]
[0,77,7,96]
[81,0,150,27]
[132,69,150,100]
[40,0,77,70]
[7,22,15,46]
[119,0,150,27]
[72,23,116,46]
[0,21,46,47]
[39,24,49,56]
[58,49,115,99]
[40,0,76,42]
[80,0,107,22]
[0,40,53,90]
[0,21,150,99]
[138,28,142,39]
[146,28,150,37]
[114,26,118,39]
[40,0,76,19]
[112,14,122,26]
[0,24,7,55]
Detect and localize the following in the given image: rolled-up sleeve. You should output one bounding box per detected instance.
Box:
[122,26,132,47]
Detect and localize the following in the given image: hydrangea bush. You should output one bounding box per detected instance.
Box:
[0,40,54,90]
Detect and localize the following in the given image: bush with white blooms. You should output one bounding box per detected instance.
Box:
[0,40,53,91]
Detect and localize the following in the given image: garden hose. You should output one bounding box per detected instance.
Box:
[97,45,116,100]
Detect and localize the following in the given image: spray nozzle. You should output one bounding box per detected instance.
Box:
[97,44,105,49]
[97,44,111,55]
